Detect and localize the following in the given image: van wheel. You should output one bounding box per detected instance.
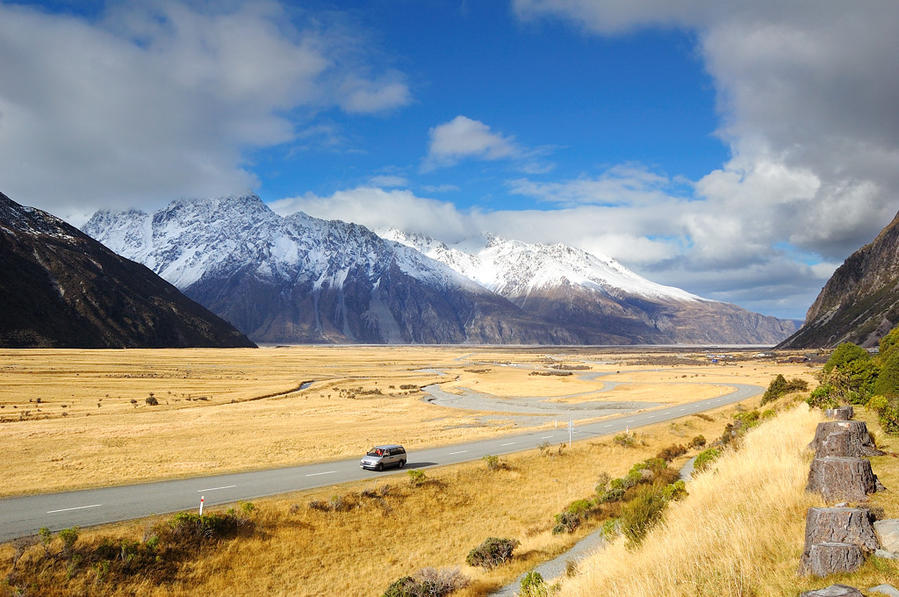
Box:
[399,460,406,468]
[376,463,383,471]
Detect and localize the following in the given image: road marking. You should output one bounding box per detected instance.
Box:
[47,504,101,514]
[305,471,337,477]
[197,485,236,493]
[540,435,553,439]
[500,442,516,446]
[448,450,468,455]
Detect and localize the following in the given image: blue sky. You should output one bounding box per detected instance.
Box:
[1,0,897,319]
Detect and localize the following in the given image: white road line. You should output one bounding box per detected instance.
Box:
[500,442,516,446]
[47,504,102,514]
[448,450,468,455]
[197,485,236,493]
[540,435,553,439]
[305,471,337,477]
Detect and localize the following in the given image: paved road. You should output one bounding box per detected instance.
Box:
[0,382,761,542]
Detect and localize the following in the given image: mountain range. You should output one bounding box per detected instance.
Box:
[0,192,255,348]
[84,195,799,345]
[780,210,899,349]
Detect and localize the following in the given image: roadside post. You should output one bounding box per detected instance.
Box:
[568,417,573,448]
[199,496,204,515]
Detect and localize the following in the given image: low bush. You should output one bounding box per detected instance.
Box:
[618,484,669,549]
[482,454,508,471]
[520,570,550,597]
[693,447,721,474]
[656,443,687,462]
[688,435,706,449]
[407,469,427,487]
[868,394,899,434]
[383,568,469,597]
[760,374,808,405]
[465,537,519,569]
[612,432,636,447]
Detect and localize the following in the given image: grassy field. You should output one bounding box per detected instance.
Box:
[0,346,816,496]
[556,404,899,596]
[0,398,749,596]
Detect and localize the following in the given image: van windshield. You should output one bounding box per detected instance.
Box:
[366,448,384,457]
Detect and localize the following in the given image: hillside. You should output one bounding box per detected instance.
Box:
[0,192,255,348]
[780,210,899,348]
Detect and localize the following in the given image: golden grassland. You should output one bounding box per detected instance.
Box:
[0,400,743,597]
[556,404,899,597]
[0,346,816,496]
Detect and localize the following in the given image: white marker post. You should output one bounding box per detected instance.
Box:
[568,417,573,448]
[199,496,205,515]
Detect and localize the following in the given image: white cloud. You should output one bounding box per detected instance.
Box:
[368,175,409,188]
[0,1,411,223]
[423,115,520,170]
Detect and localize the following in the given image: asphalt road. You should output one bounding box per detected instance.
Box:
[0,382,761,542]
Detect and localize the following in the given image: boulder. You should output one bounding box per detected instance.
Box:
[802,507,878,552]
[808,421,884,457]
[875,519,899,553]
[799,584,864,596]
[798,542,865,576]
[825,406,854,420]
[869,584,899,597]
[806,457,882,502]
[875,548,899,560]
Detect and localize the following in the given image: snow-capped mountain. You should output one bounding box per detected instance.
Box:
[380,229,800,345]
[84,196,571,344]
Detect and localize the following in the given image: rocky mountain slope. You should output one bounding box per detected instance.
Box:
[779,210,899,348]
[0,192,255,348]
[84,196,570,344]
[382,229,800,345]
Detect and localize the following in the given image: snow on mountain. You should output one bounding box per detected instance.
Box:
[378,228,702,303]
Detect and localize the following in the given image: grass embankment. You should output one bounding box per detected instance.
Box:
[557,404,899,596]
[1,408,735,596]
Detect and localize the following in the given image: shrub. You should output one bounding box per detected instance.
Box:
[483,454,500,471]
[874,351,899,398]
[807,384,839,409]
[465,537,519,569]
[613,432,636,447]
[520,570,549,597]
[689,435,706,449]
[600,518,620,540]
[693,447,721,474]
[383,568,468,597]
[407,469,427,487]
[761,374,809,405]
[619,484,669,549]
[58,527,79,558]
[656,443,687,462]
[145,394,159,406]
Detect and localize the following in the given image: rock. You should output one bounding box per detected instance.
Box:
[869,584,899,597]
[799,584,864,597]
[802,507,878,552]
[875,519,899,553]
[808,421,884,457]
[825,406,854,420]
[799,543,866,576]
[807,457,881,502]
[875,548,899,560]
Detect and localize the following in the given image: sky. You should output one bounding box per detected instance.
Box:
[1,1,897,320]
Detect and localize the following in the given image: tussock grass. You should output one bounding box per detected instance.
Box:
[558,404,899,596]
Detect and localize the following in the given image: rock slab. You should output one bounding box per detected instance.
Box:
[869,584,899,597]
[808,421,883,457]
[875,519,899,554]
[799,542,865,577]
[803,507,878,552]
[807,457,881,502]
[799,585,864,597]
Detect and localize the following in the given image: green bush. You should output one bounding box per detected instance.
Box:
[407,469,427,487]
[821,342,878,400]
[383,568,469,597]
[619,484,669,549]
[874,351,899,398]
[465,537,519,569]
[807,384,839,409]
[688,435,706,449]
[520,570,549,597]
[613,432,636,447]
[58,527,79,558]
[693,447,721,474]
[761,374,809,405]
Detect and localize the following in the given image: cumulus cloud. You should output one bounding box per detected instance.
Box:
[0,1,410,223]
[423,115,520,170]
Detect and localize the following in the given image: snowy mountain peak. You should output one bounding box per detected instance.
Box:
[378,228,702,303]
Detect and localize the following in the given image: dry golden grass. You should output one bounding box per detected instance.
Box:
[556,404,899,597]
[0,347,815,497]
[0,405,743,597]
